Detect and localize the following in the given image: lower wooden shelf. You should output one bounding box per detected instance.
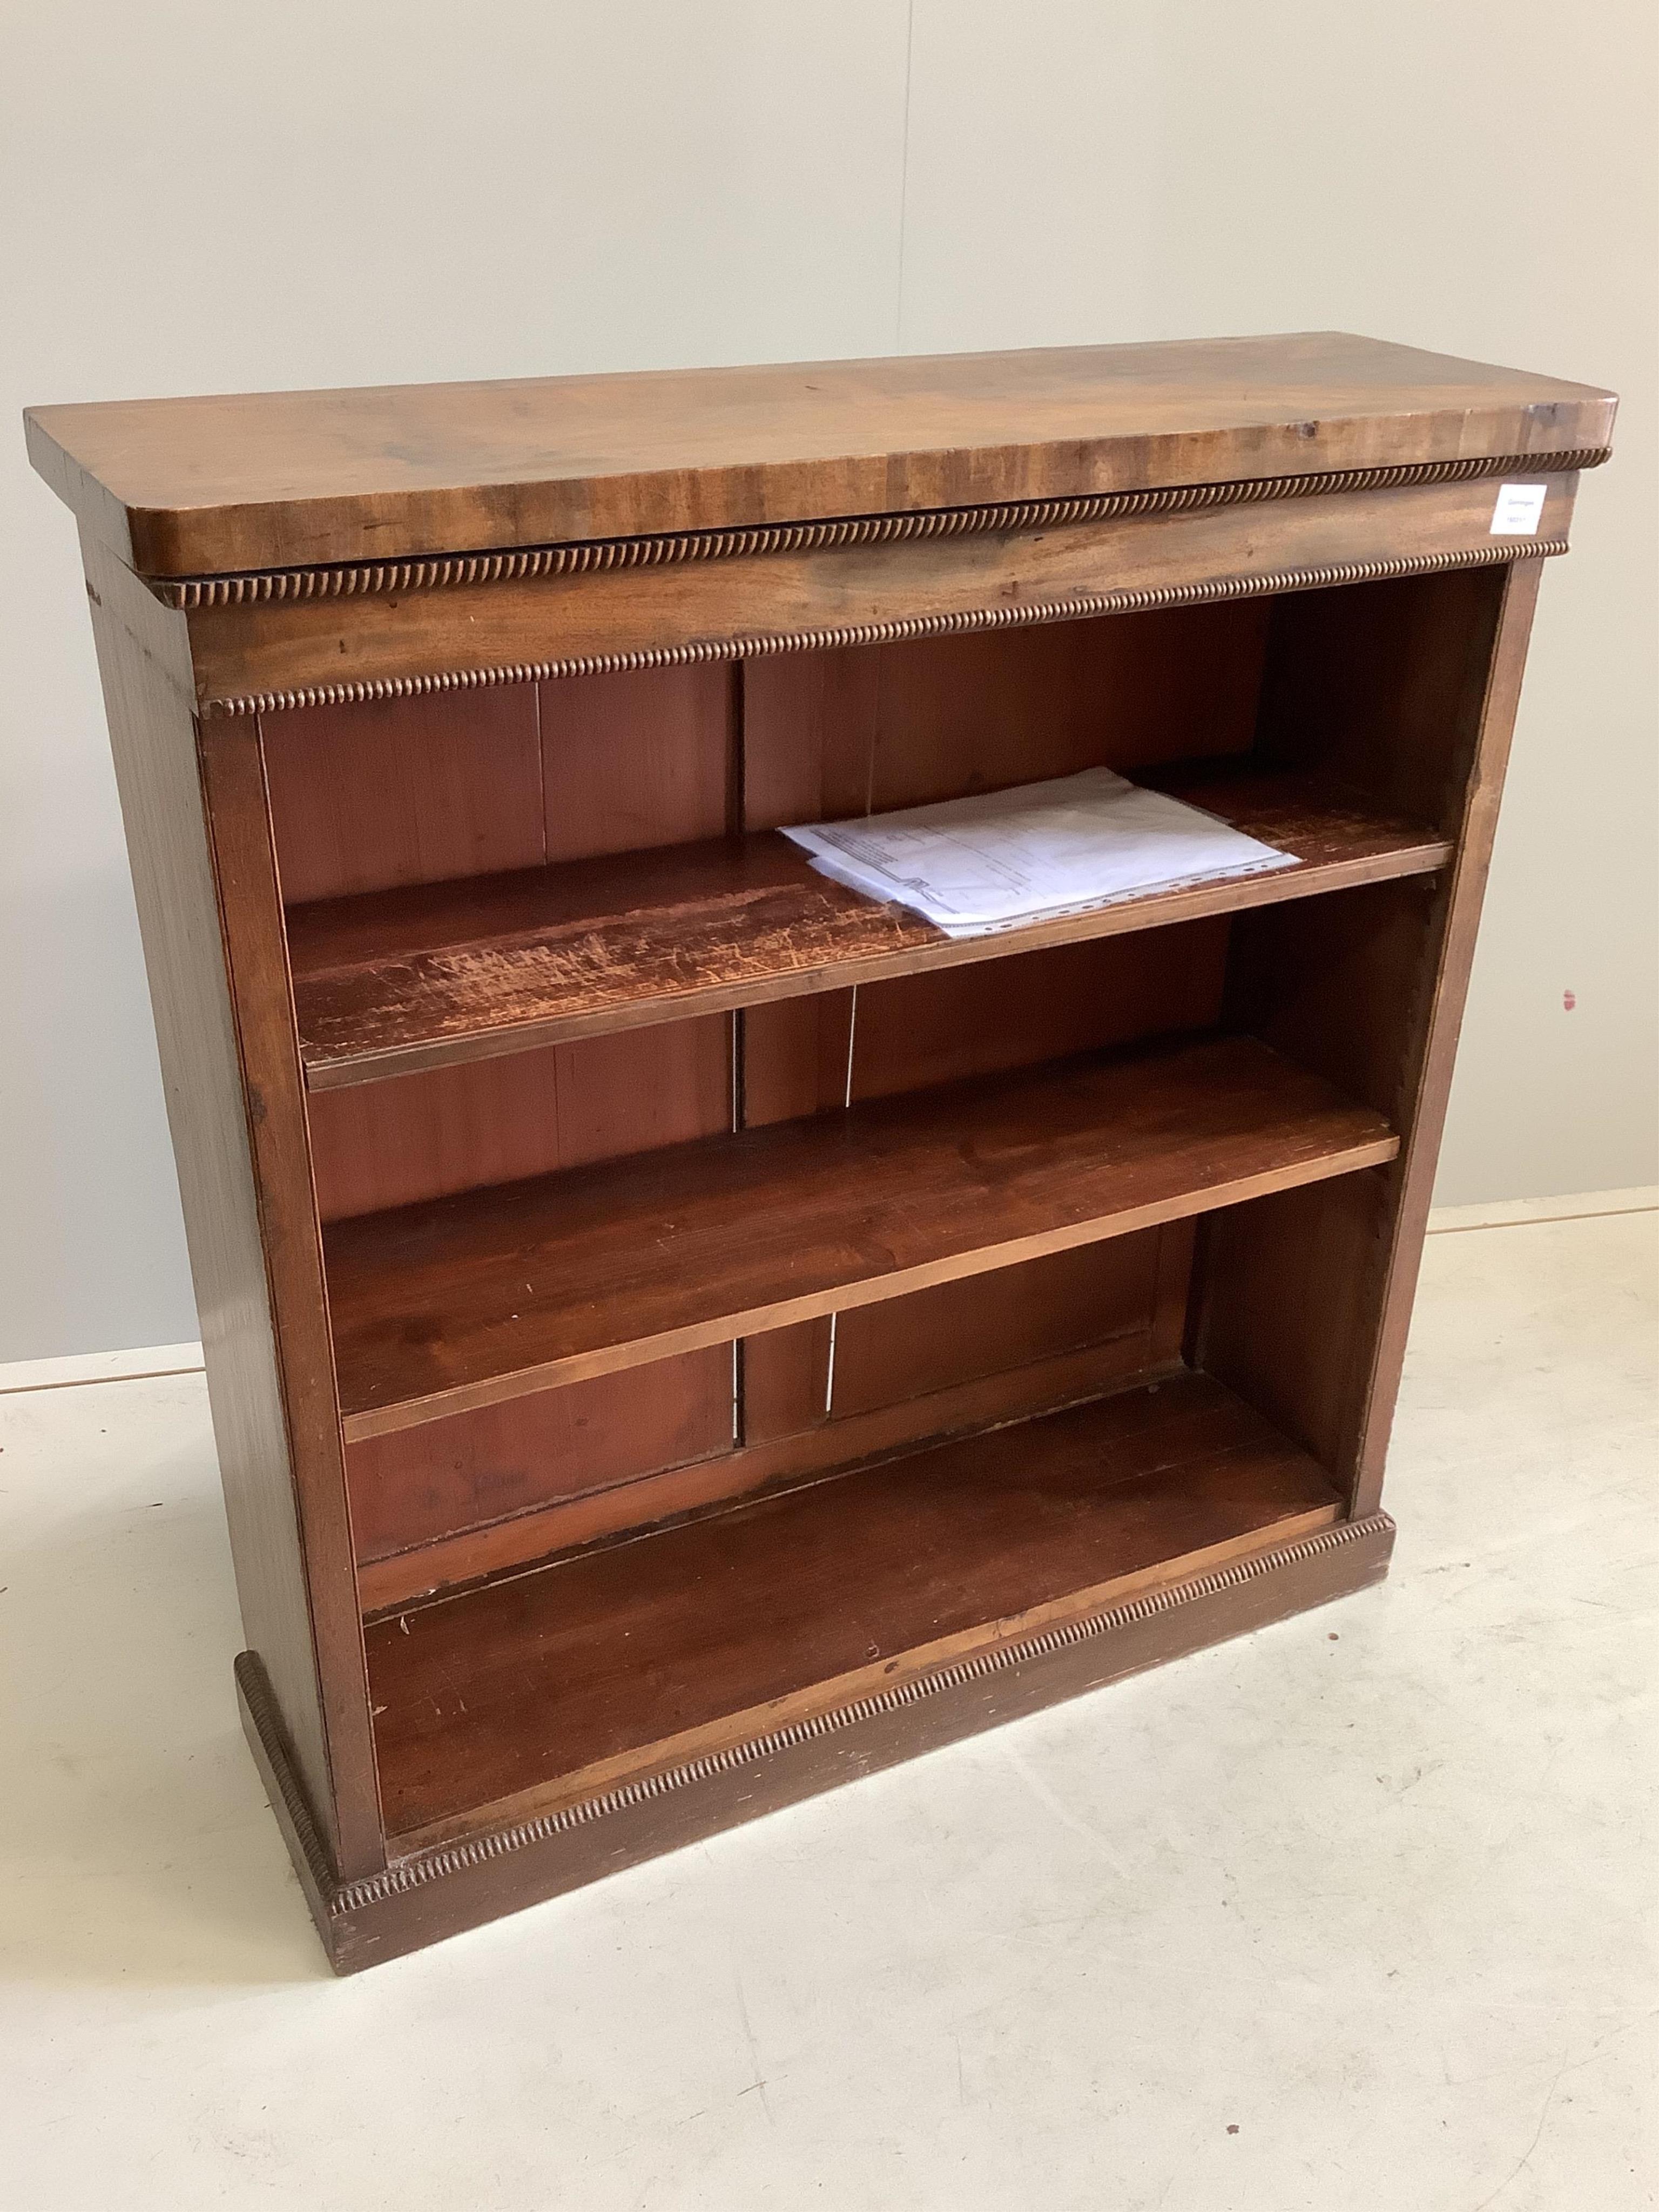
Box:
[325,1030,1398,1439]
[366,1368,1346,1849]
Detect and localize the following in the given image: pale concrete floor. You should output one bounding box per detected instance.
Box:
[2,1211,1654,2211]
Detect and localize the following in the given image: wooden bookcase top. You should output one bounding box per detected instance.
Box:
[25,331,1614,579]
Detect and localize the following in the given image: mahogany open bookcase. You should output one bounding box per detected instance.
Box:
[26,333,1615,1970]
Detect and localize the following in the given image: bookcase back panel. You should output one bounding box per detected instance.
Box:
[743,1229,1185,1446]
[307,1015,733,1222]
[735,925,1223,1483]
[277,671,740,1220]
[262,687,548,902]
[321,1010,739,1595]
[743,602,1270,829]
[1255,566,1507,834]
[263,662,736,908]
[852,925,1228,1099]
[740,921,1230,1124]
[352,1229,1183,1614]
[347,1348,733,1570]
[538,665,735,862]
[830,1235,1172,1416]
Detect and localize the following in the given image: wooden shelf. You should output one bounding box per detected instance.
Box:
[288,767,1451,1088]
[367,1368,1345,1844]
[324,1030,1398,1441]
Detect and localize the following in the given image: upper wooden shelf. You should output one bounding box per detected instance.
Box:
[323,1029,1398,1442]
[25,332,1615,579]
[288,767,1452,1088]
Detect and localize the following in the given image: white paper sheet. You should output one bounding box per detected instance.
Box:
[781,766,1296,939]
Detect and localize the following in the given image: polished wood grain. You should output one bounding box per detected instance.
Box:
[307,1013,737,1587]
[1255,564,1511,833]
[367,1371,1345,1842]
[325,1031,1398,1439]
[748,924,1229,1116]
[1192,1172,1387,1471]
[541,663,733,861]
[26,333,1614,577]
[289,765,1448,1087]
[824,1237,1161,1425]
[191,717,389,1872]
[179,469,1578,714]
[289,662,743,1568]
[291,662,740,1222]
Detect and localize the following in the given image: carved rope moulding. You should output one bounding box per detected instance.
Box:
[234,1653,336,1897]
[314,1509,1395,1918]
[198,537,1569,718]
[158,445,1608,613]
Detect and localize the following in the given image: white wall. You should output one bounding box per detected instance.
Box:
[3,1,1654,1361]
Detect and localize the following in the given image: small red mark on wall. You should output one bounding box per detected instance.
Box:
[1562,990,1577,1011]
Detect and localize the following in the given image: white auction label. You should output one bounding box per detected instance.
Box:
[1490,482,1548,535]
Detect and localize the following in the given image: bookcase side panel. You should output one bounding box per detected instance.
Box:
[199,713,387,1875]
[76,535,375,1874]
[1347,558,1548,1511]
[1197,558,1548,1512]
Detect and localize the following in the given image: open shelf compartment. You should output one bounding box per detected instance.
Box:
[366,1366,1345,1849]
[325,1026,1397,1440]
[258,564,1509,1838]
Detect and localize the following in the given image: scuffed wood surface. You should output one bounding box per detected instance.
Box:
[290,767,1451,1085]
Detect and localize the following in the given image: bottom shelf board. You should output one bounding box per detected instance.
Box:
[368,1368,1344,1847]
